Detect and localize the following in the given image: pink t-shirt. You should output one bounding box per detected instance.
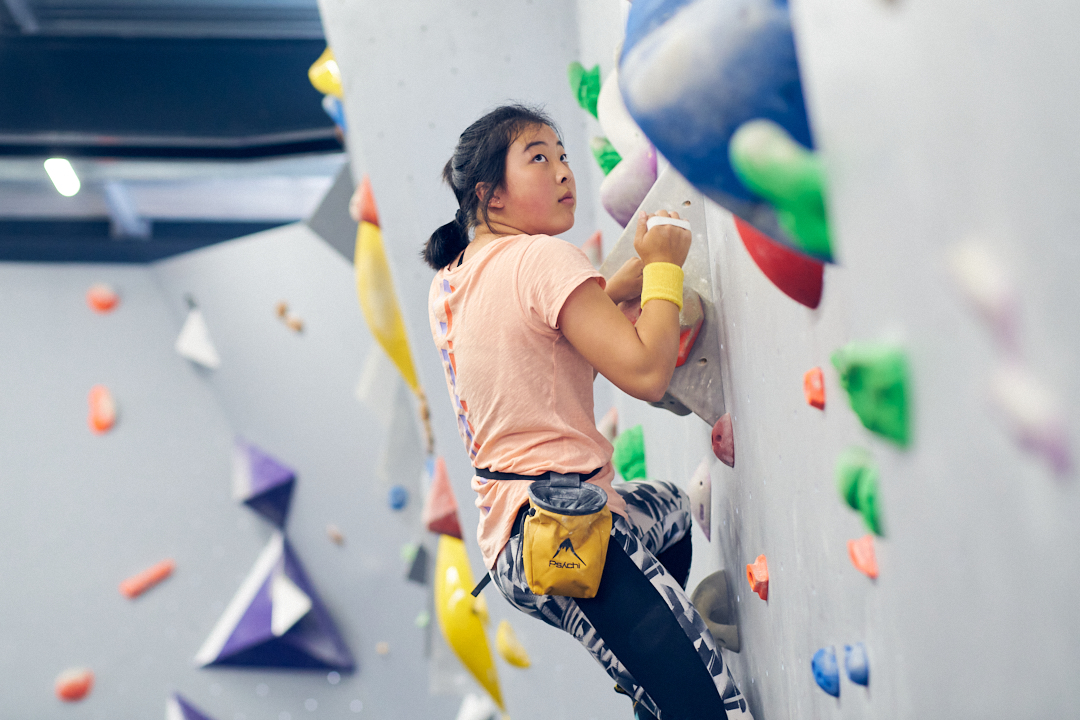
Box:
[428,234,628,568]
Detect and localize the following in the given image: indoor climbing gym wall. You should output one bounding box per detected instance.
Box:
[2,0,1078,719]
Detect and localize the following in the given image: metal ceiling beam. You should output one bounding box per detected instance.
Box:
[2,0,39,33]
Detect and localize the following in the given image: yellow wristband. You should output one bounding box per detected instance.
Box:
[640,262,684,311]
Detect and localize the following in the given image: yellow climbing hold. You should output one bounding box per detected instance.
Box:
[308,47,343,98]
[434,535,504,710]
[496,620,531,669]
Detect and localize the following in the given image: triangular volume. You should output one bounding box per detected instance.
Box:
[167,694,218,720]
[232,439,296,528]
[422,457,462,539]
[175,308,221,369]
[195,533,355,671]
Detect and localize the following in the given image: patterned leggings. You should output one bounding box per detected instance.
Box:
[492,480,751,719]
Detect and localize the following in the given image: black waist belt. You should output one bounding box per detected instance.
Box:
[473,466,603,482]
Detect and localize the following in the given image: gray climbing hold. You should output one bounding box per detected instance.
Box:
[690,571,740,652]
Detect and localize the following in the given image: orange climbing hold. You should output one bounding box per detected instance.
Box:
[746,555,769,601]
[86,284,119,313]
[804,367,825,410]
[55,668,94,702]
[847,535,878,579]
[357,174,380,227]
[119,559,175,599]
[87,385,117,434]
[423,457,463,539]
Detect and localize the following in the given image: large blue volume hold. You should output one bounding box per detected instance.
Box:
[619,0,813,250]
[812,646,840,697]
[845,643,870,686]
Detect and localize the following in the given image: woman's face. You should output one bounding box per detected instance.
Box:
[494,123,576,236]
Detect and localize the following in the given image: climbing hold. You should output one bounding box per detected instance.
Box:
[434,534,504,710]
[736,217,824,309]
[710,414,734,468]
[583,229,603,267]
[405,544,430,585]
[473,592,490,625]
[804,367,825,410]
[496,620,532,668]
[194,533,354,670]
[832,342,911,447]
[232,438,296,528]
[729,120,832,262]
[86,283,119,313]
[422,456,463,539]
[597,67,652,162]
[175,305,221,369]
[321,94,347,133]
[567,62,601,118]
[676,290,705,368]
[746,555,769,601]
[600,142,658,227]
[55,668,93,702]
[690,571,740,652]
[326,524,345,545]
[415,610,431,628]
[835,447,884,536]
[847,535,879,580]
[590,137,622,176]
[87,384,117,434]
[455,693,501,720]
[612,425,647,481]
[597,406,618,444]
[388,485,409,511]
[947,240,1017,345]
[845,643,869,686]
[119,558,175,599]
[688,457,711,541]
[619,0,815,254]
[308,46,343,98]
[375,641,390,655]
[811,647,840,697]
[991,363,1072,476]
[167,693,218,720]
[354,175,422,396]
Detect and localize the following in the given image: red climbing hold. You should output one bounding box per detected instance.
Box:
[676,291,704,368]
[119,558,175,599]
[847,535,878,579]
[711,413,734,467]
[86,284,119,314]
[423,456,463,539]
[746,555,769,601]
[55,668,94,702]
[735,217,824,309]
[804,367,825,410]
[87,385,117,434]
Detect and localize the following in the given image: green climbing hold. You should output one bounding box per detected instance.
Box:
[590,136,622,175]
[612,424,647,481]
[832,342,911,448]
[835,447,884,536]
[568,62,601,118]
[729,119,833,262]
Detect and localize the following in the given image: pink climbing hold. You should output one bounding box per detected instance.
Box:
[86,284,119,314]
[711,413,734,467]
[422,457,463,539]
[55,668,94,702]
[87,385,117,434]
[847,535,878,580]
[746,555,769,601]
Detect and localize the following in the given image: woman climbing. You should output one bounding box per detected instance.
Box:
[424,104,752,720]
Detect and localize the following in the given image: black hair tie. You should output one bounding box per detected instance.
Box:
[454,208,468,227]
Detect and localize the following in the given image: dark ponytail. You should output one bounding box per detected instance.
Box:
[423,104,559,270]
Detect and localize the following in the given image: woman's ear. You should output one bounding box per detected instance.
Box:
[476,182,504,210]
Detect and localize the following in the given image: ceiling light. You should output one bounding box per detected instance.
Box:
[44,158,81,197]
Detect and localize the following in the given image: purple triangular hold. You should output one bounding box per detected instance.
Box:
[170,694,218,720]
[232,438,296,528]
[195,533,355,672]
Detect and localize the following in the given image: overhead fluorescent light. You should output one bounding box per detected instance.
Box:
[44,158,80,197]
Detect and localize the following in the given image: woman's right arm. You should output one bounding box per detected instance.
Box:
[558,211,692,402]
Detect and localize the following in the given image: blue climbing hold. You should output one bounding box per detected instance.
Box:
[845,643,869,686]
[812,647,840,697]
[388,485,409,511]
